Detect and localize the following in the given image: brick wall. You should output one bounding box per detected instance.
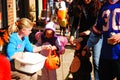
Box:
[7,0,14,26]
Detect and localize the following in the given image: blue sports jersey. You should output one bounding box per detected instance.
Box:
[93,1,120,59]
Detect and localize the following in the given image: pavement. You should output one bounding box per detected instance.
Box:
[56,43,75,80]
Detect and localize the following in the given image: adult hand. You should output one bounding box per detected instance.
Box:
[107,33,120,45]
[81,46,91,57]
[79,30,91,36]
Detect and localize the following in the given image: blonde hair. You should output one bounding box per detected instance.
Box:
[8,18,33,35]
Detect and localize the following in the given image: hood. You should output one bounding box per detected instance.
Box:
[44,21,55,32]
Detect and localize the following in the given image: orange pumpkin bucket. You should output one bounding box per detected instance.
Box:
[45,50,60,70]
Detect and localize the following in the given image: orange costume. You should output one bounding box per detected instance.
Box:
[0,54,11,80]
[57,1,68,27]
[0,29,11,80]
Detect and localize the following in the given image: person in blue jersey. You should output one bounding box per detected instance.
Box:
[7,18,50,80]
[83,0,120,80]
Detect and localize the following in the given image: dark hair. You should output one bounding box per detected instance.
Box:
[80,0,102,17]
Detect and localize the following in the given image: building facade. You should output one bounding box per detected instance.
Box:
[0,0,45,29]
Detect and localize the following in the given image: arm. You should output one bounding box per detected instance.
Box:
[87,32,102,48]
[34,34,51,52]
[54,37,62,52]
[82,32,102,56]
[7,35,23,60]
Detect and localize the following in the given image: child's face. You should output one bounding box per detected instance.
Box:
[84,0,91,4]
[45,29,54,38]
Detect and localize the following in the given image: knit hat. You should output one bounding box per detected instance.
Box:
[45,21,55,32]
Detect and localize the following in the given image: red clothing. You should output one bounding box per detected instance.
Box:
[0,54,11,80]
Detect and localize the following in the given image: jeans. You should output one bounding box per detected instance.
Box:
[92,38,103,80]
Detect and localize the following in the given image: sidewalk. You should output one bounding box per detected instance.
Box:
[56,44,75,80]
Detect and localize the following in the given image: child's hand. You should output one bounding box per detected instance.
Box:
[41,45,51,50]
[73,37,83,44]
[51,46,57,50]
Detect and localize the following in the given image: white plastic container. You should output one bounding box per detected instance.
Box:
[12,52,46,74]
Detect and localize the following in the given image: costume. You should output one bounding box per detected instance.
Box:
[0,54,11,80]
[36,22,62,80]
[72,40,92,80]
[0,29,11,80]
[57,0,67,36]
[92,1,120,79]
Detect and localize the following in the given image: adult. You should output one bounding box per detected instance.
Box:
[69,0,102,80]
[84,0,120,79]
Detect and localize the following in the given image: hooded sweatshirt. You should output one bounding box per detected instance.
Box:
[36,22,62,56]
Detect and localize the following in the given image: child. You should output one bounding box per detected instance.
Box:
[0,29,11,80]
[36,21,62,80]
[57,0,68,36]
[71,37,92,80]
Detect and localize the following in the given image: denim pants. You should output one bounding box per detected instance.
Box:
[92,38,103,80]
